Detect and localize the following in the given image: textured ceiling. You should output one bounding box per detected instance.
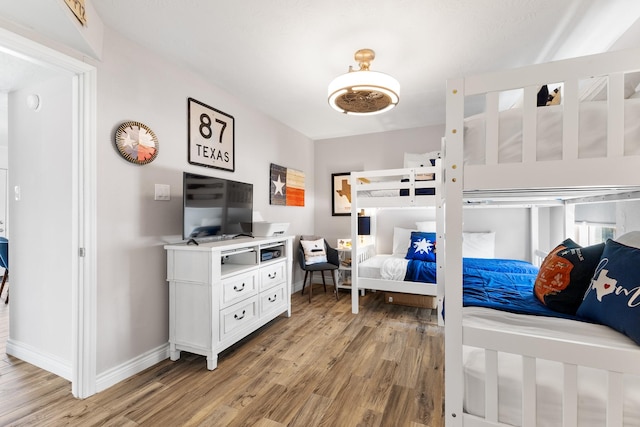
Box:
[2,1,640,140]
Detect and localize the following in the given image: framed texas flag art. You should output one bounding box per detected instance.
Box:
[270,163,305,206]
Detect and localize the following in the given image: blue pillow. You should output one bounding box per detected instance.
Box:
[577,239,640,344]
[405,231,436,262]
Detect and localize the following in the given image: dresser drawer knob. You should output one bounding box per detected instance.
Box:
[268,272,277,279]
[234,310,246,320]
[233,283,245,292]
[268,295,277,302]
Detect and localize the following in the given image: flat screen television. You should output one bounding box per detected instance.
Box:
[182,172,253,240]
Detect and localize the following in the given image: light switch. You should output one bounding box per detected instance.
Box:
[154,184,170,201]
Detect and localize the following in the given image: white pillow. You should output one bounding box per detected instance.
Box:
[416,221,436,232]
[615,231,640,249]
[579,72,640,101]
[301,238,327,265]
[392,227,415,255]
[579,77,608,102]
[462,232,495,258]
[625,72,640,98]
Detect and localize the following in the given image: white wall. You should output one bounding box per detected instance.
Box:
[462,207,531,260]
[95,28,315,374]
[575,202,616,224]
[8,74,74,369]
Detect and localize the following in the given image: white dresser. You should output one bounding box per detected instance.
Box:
[165,235,293,370]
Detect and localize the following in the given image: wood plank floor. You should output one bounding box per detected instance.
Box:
[0,289,444,427]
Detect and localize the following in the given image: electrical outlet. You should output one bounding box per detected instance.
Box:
[154,184,170,201]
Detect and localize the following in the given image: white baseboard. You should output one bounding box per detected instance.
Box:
[96,343,169,393]
[6,338,72,381]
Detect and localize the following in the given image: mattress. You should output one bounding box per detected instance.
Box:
[464,99,640,165]
[463,306,640,426]
[358,189,399,198]
[358,185,436,198]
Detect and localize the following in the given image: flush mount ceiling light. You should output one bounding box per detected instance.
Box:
[328,49,400,115]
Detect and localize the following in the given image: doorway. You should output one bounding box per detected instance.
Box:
[0,27,96,398]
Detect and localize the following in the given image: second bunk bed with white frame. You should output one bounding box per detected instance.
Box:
[443,46,640,427]
[349,159,445,322]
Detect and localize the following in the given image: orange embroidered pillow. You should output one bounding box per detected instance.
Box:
[533,239,605,315]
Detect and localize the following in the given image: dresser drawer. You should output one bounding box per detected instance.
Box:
[259,282,287,317]
[220,295,258,340]
[260,260,286,291]
[221,271,258,307]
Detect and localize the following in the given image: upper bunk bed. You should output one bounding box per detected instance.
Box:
[443,46,640,426]
[448,47,640,197]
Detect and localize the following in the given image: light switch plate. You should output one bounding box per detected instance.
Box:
[154,184,170,201]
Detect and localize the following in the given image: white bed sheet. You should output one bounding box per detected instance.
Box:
[358,254,408,281]
[464,99,640,165]
[463,306,640,426]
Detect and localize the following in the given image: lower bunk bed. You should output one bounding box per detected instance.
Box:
[462,307,640,426]
[455,236,640,426]
[355,247,440,308]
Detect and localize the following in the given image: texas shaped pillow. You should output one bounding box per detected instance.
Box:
[577,239,640,345]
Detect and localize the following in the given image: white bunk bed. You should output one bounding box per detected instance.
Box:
[349,163,445,320]
[444,47,640,426]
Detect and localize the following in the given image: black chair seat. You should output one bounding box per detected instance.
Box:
[303,262,339,272]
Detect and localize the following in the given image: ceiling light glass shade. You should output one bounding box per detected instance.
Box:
[328,49,400,115]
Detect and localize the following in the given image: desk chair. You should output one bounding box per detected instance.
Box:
[298,237,340,302]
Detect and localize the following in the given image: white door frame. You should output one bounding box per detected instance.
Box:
[0,26,97,398]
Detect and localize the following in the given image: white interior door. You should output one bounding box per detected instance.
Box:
[0,25,97,398]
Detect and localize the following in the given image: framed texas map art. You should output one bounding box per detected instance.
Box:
[332,172,351,216]
[188,97,235,172]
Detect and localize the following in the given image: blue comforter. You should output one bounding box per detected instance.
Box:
[407,257,580,319]
[404,257,538,283]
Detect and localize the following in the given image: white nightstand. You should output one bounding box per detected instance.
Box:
[335,243,373,294]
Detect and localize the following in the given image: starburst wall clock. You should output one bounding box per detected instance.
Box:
[114,121,159,165]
